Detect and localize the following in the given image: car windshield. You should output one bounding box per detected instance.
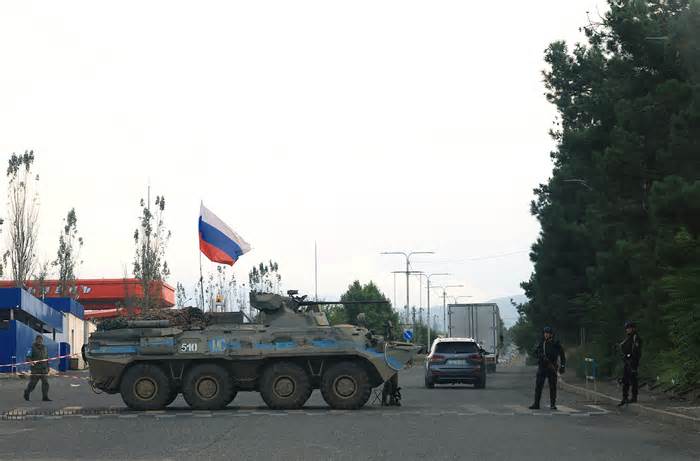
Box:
[434,342,478,354]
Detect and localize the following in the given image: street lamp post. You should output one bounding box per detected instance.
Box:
[392,270,423,329]
[431,284,464,336]
[381,251,434,328]
[416,272,450,348]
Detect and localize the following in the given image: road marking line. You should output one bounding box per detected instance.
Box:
[193,413,213,418]
[155,414,177,419]
[457,412,478,416]
[118,414,138,419]
[556,405,579,414]
[461,404,490,414]
[504,405,531,414]
[585,405,609,415]
[62,406,82,411]
[80,415,100,419]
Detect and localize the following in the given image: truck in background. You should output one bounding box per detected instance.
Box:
[447,303,502,372]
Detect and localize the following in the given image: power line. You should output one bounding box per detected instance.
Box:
[413,250,529,265]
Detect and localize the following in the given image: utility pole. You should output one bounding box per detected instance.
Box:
[393,270,423,330]
[314,241,318,301]
[418,273,449,347]
[382,251,434,329]
[431,284,464,336]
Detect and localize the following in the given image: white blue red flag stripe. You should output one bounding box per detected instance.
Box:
[199,203,251,265]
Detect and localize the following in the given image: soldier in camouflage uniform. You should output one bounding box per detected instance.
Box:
[23,335,51,402]
[618,321,642,406]
[381,319,401,406]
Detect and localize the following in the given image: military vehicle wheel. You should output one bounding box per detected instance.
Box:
[182,364,234,410]
[320,361,371,410]
[120,364,173,411]
[259,362,312,410]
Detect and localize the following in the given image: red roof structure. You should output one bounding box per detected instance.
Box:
[0,279,175,320]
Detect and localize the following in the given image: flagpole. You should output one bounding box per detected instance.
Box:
[199,250,205,311]
[314,241,318,301]
[199,201,205,311]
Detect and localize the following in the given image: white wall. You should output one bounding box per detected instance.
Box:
[55,313,96,369]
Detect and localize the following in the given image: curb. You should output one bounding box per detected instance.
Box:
[559,378,700,432]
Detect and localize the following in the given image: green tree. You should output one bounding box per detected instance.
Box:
[133,195,171,309]
[53,208,84,298]
[519,0,700,385]
[248,260,282,293]
[337,280,398,334]
[5,151,39,286]
[175,282,188,307]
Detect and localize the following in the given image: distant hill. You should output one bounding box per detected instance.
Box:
[487,295,527,328]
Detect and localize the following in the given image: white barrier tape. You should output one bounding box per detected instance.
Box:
[0,353,79,369]
[11,371,89,380]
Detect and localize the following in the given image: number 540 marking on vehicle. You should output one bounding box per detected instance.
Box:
[180,342,198,353]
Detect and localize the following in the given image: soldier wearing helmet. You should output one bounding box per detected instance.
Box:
[618,321,642,406]
[529,326,566,410]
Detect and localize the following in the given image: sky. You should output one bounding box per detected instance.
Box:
[0,0,608,320]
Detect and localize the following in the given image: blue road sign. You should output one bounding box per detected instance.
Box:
[403,329,413,342]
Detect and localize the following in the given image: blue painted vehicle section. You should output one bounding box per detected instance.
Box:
[91,345,139,355]
[364,347,404,370]
[208,338,227,353]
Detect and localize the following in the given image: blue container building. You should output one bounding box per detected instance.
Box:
[0,288,64,373]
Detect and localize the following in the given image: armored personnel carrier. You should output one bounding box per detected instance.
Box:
[84,291,419,411]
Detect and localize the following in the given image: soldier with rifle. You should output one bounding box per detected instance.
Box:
[23,335,52,402]
[618,321,642,406]
[529,326,565,410]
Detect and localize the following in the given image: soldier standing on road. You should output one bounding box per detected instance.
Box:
[529,326,565,410]
[618,321,642,406]
[382,319,401,406]
[23,335,52,402]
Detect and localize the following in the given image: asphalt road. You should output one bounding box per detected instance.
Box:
[1,364,699,460]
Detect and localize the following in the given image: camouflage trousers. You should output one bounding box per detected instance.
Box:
[25,374,50,399]
[381,374,401,406]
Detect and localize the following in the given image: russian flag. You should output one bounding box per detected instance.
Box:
[199,203,251,265]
